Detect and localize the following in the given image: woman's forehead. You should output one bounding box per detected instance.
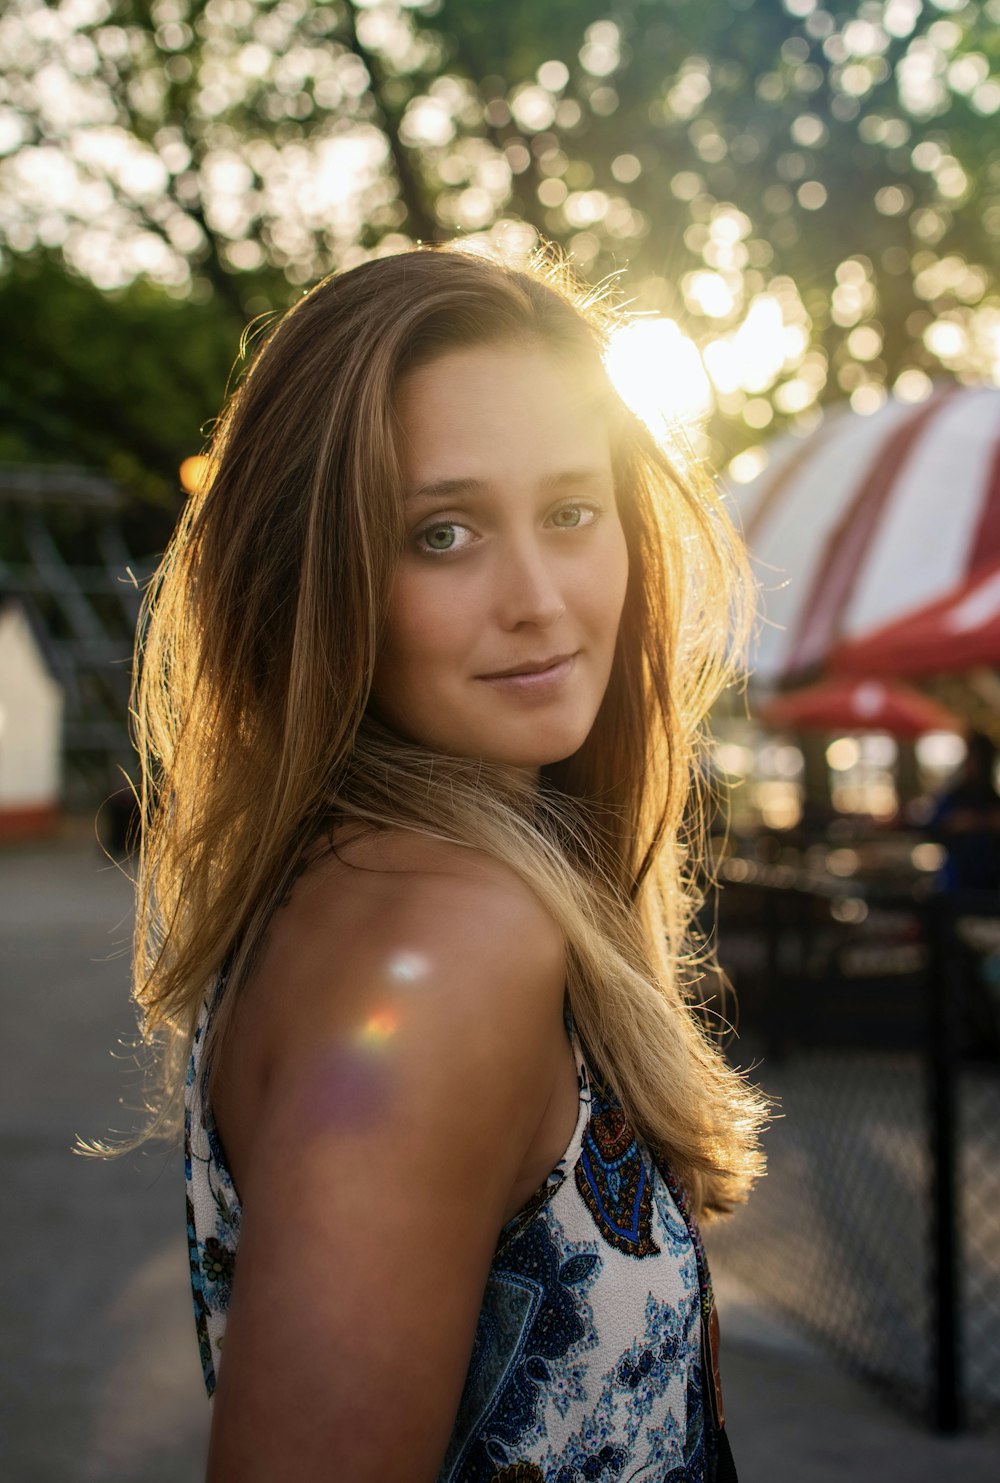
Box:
[395,342,613,486]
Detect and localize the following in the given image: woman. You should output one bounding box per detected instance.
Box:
[132,244,767,1481]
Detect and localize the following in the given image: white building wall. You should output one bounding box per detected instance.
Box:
[0,605,62,808]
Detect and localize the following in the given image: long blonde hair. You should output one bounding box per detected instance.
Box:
[131,244,767,1217]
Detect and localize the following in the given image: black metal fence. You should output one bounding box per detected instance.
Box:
[703,856,1000,1432]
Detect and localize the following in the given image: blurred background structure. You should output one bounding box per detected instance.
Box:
[3,0,1000,1476]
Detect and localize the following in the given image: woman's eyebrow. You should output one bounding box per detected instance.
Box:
[405,469,610,503]
[405,477,487,504]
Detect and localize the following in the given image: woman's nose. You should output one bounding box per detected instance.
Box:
[495,538,567,629]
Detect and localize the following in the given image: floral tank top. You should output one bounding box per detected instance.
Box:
[185,991,737,1482]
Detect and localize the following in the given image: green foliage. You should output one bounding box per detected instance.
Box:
[0,253,243,546]
[2,0,999,488]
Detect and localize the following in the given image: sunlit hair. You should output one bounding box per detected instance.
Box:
[128,243,767,1217]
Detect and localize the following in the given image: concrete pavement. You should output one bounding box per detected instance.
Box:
[2,836,997,1481]
[1,836,208,1482]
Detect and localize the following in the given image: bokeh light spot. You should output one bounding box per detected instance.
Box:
[849,383,887,415]
[827,737,861,771]
[893,367,933,402]
[179,455,215,494]
[797,180,828,210]
[728,446,769,485]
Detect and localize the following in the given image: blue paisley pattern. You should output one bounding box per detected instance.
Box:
[185,997,720,1481]
[575,1090,661,1258]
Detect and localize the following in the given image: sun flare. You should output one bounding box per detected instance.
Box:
[604,318,714,433]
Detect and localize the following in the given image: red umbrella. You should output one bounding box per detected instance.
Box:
[758,676,963,737]
[830,559,1000,679]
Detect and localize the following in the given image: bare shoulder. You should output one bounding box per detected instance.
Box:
[222,825,566,1147]
[259,826,563,1021]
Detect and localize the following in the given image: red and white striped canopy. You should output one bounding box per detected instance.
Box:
[732,385,1000,687]
[830,558,1000,679]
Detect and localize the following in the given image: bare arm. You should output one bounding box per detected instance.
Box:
[205,844,566,1482]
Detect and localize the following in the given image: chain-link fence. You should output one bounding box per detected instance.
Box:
[704,861,1000,1432]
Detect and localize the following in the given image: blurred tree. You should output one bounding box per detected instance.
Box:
[0,252,234,526]
[2,0,999,533]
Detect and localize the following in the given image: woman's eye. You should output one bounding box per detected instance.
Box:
[415,521,472,554]
[550,503,599,529]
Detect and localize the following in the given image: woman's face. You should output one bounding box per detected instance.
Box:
[370,341,630,772]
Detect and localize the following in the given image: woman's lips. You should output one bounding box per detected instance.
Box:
[477,653,577,694]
